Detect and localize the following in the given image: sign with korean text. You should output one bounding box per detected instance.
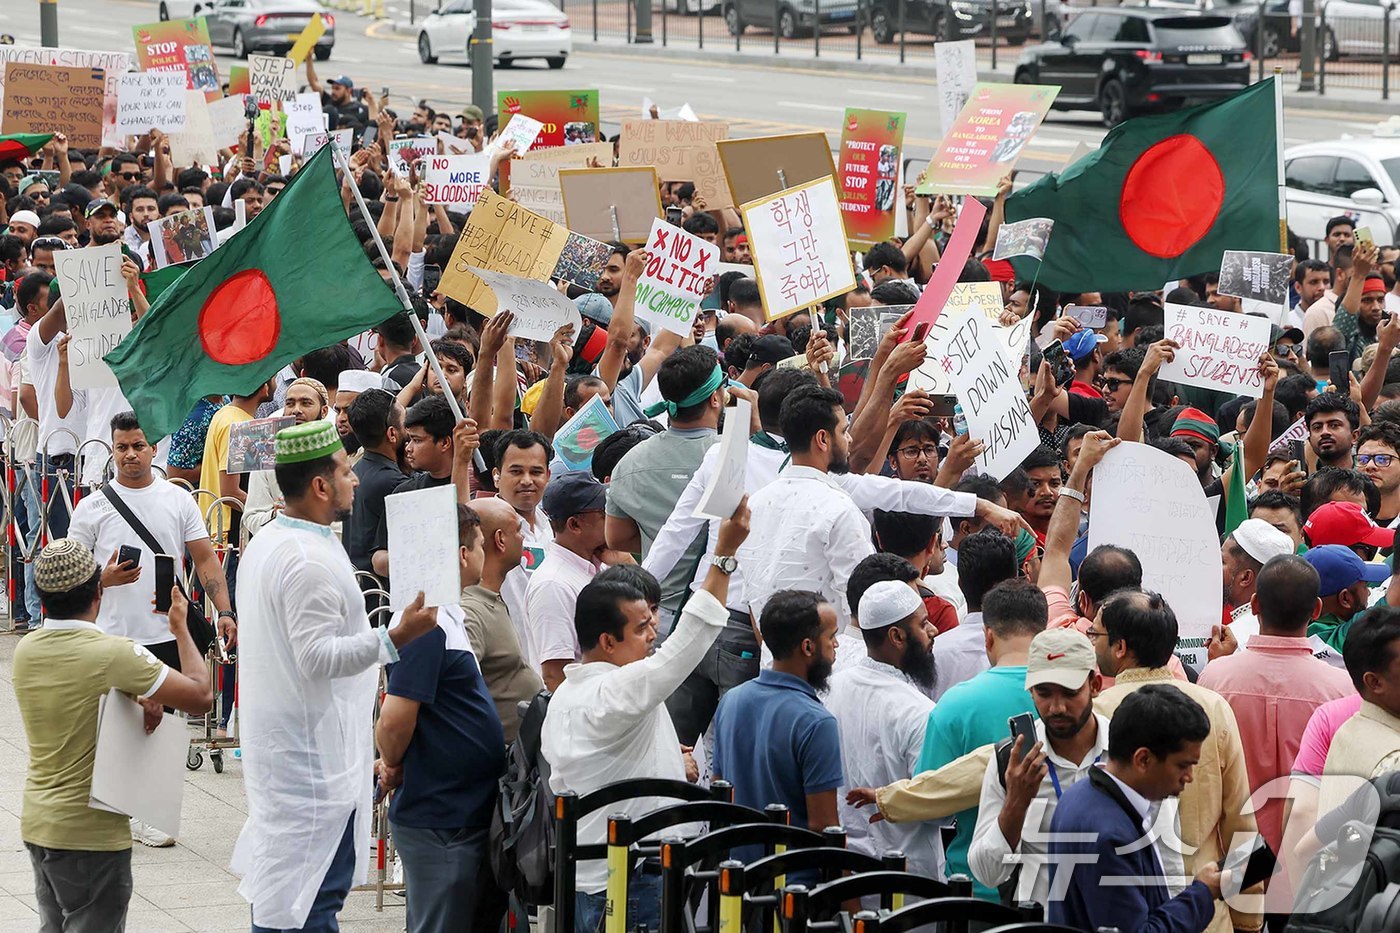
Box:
[131,18,220,101]
[1159,302,1272,399]
[1,63,106,149]
[636,218,720,336]
[837,108,905,248]
[248,54,296,104]
[934,40,977,138]
[921,83,1059,196]
[618,119,730,208]
[116,71,187,136]
[509,142,613,225]
[741,177,855,321]
[935,310,1039,480]
[53,242,130,390]
[439,189,569,316]
[0,46,131,148]
[424,154,490,208]
[466,266,583,342]
[497,89,600,148]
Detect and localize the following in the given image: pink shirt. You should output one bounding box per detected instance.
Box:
[1198,635,1356,853]
[1293,693,1365,778]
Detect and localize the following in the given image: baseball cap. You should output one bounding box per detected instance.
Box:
[542,471,607,521]
[1271,324,1304,347]
[1062,329,1107,362]
[1230,518,1295,565]
[1303,544,1389,597]
[459,104,485,123]
[1304,500,1394,549]
[747,334,797,367]
[575,292,612,327]
[34,538,100,593]
[328,75,354,88]
[1025,629,1097,690]
[7,209,40,229]
[84,198,118,218]
[857,580,923,631]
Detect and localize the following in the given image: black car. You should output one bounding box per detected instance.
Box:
[1014,9,1251,127]
[864,0,1035,45]
[1122,0,1298,58]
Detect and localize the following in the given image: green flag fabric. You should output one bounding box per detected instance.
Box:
[105,146,402,438]
[1005,79,1280,293]
[1224,440,1249,539]
[0,133,54,163]
[138,263,191,307]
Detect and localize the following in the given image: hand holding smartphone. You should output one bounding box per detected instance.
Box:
[1329,349,1351,396]
[154,554,176,614]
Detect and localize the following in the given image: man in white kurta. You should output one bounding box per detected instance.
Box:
[231,420,437,931]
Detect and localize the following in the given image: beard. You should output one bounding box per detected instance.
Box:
[829,453,850,475]
[901,636,937,692]
[341,431,362,456]
[809,656,834,693]
[90,229,120,245]
[1043,703,1094,742]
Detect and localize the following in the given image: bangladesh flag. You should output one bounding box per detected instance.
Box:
[0,133,54,162]
[1004,79,1279,293]
[105,146,402,439]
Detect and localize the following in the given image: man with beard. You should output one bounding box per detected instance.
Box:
[595,243,628,310]
[968,629,1107,908]
[119,187,159,270]
[335,370,382,459]
[242,378,330,542]
[1216,519,1295,648]
[826,580,943,879]
[1306,393,1359,469]
[596,249,684,428]
[344,389,408,592]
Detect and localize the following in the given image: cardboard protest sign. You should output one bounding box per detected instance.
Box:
[934,40,978,138]
[1088,441,1223,645]
[131,18,220,101]
[554,394,619,472]
[921,83,1059,196]
[284,92,324,153]
[559,167,662,243]
[116,71,187,136]
[0,46,131,148]
[227,416,295,473]
[694,397,752,521]
[903,196,987,338]
[509,142,613,225]
[52,243,130,390]
[495,113,544,155]
[552,232,612,291]
[386,484,462,611]
[206,93,250,150]
[1218,250,1293,303]
[497,89,600,148]
[388,136,435,175]
[227,65,250,96]
[1159,302,1271,399]
[287,13,328,65]
[1,63,106,149]
[149,207,218,269]
[992,217,1054,261]
[439,190,569,316]
[837,109,905,248]
[466,266,583,342]
[248,54,296,104]
[934,310,1039,480]
[636,219,720,336]
[718,132,838,209]
[167,90,219,166]
[618,119,730,208]
[741,177,855,322]
[424,154,490,208]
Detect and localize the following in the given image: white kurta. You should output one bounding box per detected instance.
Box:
[231,515,393,929]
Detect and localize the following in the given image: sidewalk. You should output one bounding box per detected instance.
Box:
[0,632,405,932]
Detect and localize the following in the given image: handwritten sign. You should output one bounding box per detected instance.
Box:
[509,142,613,225]
[694,398,751,521]
[1219,250,1294,304]
[741,176,855,321]
[1159,302,1271,399]
[1088,441,1222,640]
[424,154,490,208]
[922,83,1059,197]
[206,93,249,150]
[286,13,327,65]
[0,46,131,148]
[466,266,582,342]
[54,243,129,390]
[299,127,352,157]
[494,113,544,155]
[992,217,1054,261]
[933,40,977,139]
[248,54,295,104]
[386,484,462,611]
[837,109,905,248]
[618,119,730,207]
[936,310,1039,481]
[284,92,324,153]
[227,416,294,473]
[439,189,569,316]
[116,71,186,135]
[1,63,106,149]
[637,218,720,336]
[388,136,435,175]
[554,394,619,472]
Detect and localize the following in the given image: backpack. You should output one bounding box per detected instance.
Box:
[489,690,555,905]
[1287,771,1400,932]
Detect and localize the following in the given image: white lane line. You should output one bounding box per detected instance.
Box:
[671,71,738,82]
[777,100,845,112]
[849,89,923,101]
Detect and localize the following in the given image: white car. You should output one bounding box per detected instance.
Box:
[156,0,215,19]
[1284,125,1400,250]
[418,0,571,68]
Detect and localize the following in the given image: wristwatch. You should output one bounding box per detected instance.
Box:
[218,610,237,621]
[711,555,738,575]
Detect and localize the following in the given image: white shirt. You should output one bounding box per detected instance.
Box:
[25,325,84,457]
[524,540,602,670]
[826,657,943,879]
[931,611,989,701]
[500,505,554,654]
[968,713,1110,904]
[1099,767,1188,894]
[230,515,395,929]
[542,587,728,894]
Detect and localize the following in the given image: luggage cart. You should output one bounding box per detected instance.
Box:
[186,493,244,773]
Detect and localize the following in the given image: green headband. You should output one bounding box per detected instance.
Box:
[644,365,724,419]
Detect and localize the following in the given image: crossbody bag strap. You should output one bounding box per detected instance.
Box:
[99,483,165,556]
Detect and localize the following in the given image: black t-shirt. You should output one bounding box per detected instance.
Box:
[344,451,408,572]
[383,354,421,393]
[370,471,452,554]
[320,90,369,129]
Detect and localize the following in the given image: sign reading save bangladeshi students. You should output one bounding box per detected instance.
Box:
[1158,302,1272,399]
[53,242,130,390]
[636,218,720,336]
[920,82,1058,197]
[741,177,856,321]
[836,108,905,248]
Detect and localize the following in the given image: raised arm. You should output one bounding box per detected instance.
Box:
[597,249,647,391]
[468,311,512,429]
[1041,430,1119,594]
[527,324,575,439]
[1116,339,1176,443]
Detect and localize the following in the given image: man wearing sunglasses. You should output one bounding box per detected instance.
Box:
[1096,347,1146,415]
[104,154,143,198]
[27,236,68,280]
[1358,422,1400,526]
[1269,323,1305,375]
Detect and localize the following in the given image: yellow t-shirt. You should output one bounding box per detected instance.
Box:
[14,622,168,851]
[199,404,254,541]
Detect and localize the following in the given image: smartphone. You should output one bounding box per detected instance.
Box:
[154,554,176,614]
[1008,713,1037,751]
[466,126,480,141]
[1289,439,1307,475]
[1043,339,1075,388]
[911,321,930,343]
[929,394,959,418]
[1357,226,1376,252]
[117,545,141,568]
[381,85,390,103]
[1220,837,1278,895]
[665,205,683,226]
[1329,349,1350,395]
[1065,304,1108,329]
[361,124,378,148]
[421,264,442,296]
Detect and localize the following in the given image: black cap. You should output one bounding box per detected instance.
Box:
[746,334,797,367]
[542,471,608,522]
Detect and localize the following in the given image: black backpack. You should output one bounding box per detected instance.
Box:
[489,690,555,905]
[1287,771,1400,932]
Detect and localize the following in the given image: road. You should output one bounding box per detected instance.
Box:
[0,0,1390,178]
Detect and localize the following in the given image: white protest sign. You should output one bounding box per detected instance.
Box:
[494,113,544,155]
[636,218,720,336]
[906,286,1031,395]
[284,92,324,152]
[0,46,132,148]
[438,130,474,155]
[1268,416,1308,453]
[934,310,1039,480]
[424,154,490,208]
[386,483,461,611]
[299,127,352,157]
[388,136,435,175]
[52,242,130,390]
[934,40,977,138]
[207,93,251,150]
[1088,441,1223,643]
[467,266,582,342]
[116,71,186,135]
[694,398,751,521]
[167,90,217,167]
[248,54,295,103]
[741,177,855,321]
[1159,302,1271,399]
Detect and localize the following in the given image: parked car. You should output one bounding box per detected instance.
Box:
[418,0,572,68]
[163,0,335,59]
[1122,0,1296,56]
[1014,9,1251,126]
[1284,131,1400,249]
[863,0,1035,45]
[1316,0,1400,59]
[724,0,862,38]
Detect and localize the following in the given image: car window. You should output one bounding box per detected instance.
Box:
[444,0,470,11]
[1151,17,1244,47]
[1063,13,1097,41]
[1382,157,1400,194]
[1333,158,1380,198]
[1284,156,1336,194]
[1111,16,1150,42]
[1087,14,1122,41]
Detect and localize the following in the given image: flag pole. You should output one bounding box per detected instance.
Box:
[1273,69,1288,254]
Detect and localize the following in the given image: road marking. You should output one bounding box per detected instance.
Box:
[776,100,845,112]
[671,71,737,82]
[849,89,923,101]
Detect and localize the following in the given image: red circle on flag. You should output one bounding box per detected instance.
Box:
[1118,134,1224,259]
[198,269,281,365]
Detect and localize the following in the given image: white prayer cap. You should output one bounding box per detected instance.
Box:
[337,370,381,394]
[857,580,923,631]
[1230,518,1294,566]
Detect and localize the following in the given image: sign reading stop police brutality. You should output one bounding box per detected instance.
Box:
[636,218,719,336]
[1159,302,1272,399]
[424,154,489,208]
[741,176,855,321]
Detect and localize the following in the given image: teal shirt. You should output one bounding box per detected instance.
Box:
[915,666,1037,900]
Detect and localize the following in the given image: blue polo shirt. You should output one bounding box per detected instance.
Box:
[386,605,506,830]
[711,669,843,827]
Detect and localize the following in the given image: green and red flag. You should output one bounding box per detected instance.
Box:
[1004,79,1280,293]
[105,145,402,438]
[0,133,54,162]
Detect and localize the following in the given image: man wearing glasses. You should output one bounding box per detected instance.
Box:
[1358,422,1400,526]
[1270,324,1305,375]
[104,154,144,198]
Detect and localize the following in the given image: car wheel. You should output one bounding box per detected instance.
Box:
[933,11,954,41]
[1098,78,1128,128]
[778,6,799,38]
[725,4,745,34]
[1005,33,1026,45]
[232,28,248,59]
[418,32,437,63]
[159,2,169,21]
[314,45,331,61]
[1261,22,1281,58]
[871,7,895,43]
[547,55,566,68]
[1323,26,1340,61]
[1014,66,1033,83]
